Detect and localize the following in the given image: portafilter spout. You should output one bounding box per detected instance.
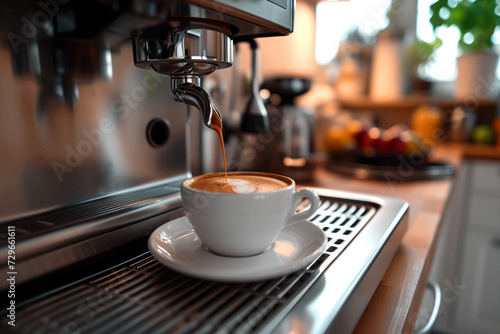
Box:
[132,22,232,129]
[171,77,221,129]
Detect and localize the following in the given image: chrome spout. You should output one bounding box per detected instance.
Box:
[171,78,221,129]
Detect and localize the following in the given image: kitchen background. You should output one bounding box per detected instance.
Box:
[205,1,500,334]
[200,0,500,178]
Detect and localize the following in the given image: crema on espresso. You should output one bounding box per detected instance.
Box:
[185,173,291,194]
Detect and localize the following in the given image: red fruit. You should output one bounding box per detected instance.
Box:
[354,129,369,147]
[373,137,389,154]
[386,137,407,155]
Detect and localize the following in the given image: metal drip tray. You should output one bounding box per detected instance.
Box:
[1,188,408,334]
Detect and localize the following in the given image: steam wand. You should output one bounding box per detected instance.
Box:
[240,39,269,133]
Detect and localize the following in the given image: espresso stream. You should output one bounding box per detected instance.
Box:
[211,112,227,182]
[208,113,291,193]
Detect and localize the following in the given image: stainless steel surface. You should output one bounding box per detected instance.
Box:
[132,25,233,76]
[0,41,190,221]
[1,188,409,333]
[11,37,113,109]
[0,176,186,289]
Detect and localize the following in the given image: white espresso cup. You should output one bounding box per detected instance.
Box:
[181,171,320,257]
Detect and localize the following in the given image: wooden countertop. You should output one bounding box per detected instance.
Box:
[460,143,500,160]
[301,143,499,333]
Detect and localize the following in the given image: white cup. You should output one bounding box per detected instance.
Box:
[181,172,320,257]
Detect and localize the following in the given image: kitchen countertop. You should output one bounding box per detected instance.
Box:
[302,143,500,333]
[460,143,500,160]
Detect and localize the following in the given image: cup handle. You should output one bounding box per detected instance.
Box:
[287,188,320,226]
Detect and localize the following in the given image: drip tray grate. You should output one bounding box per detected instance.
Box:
[3,196,384,334]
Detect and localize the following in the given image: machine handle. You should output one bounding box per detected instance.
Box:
[414,280,442,334]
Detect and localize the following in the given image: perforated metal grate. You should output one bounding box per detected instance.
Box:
[3,197,378,334]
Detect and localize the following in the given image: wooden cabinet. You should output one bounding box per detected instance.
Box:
[431,159,500,334]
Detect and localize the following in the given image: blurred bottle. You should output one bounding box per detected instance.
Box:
[411,106,443,143]
[369,30,404,101]
[446,107,476,142]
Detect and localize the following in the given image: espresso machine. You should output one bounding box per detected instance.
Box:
[0,0,293,275]
[0,1,410,333]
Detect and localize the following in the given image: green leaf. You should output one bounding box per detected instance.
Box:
[429,0,500,52]
[429,0,450,29]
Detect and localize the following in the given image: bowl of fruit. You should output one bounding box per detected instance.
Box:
[324,121,431,165]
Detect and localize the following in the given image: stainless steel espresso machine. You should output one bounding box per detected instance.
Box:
[0,1,409,333]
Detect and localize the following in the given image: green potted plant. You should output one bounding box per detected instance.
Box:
[406,38,443,93]
[429,0,500,99]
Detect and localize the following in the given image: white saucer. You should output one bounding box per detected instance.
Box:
[148,217,327,282]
